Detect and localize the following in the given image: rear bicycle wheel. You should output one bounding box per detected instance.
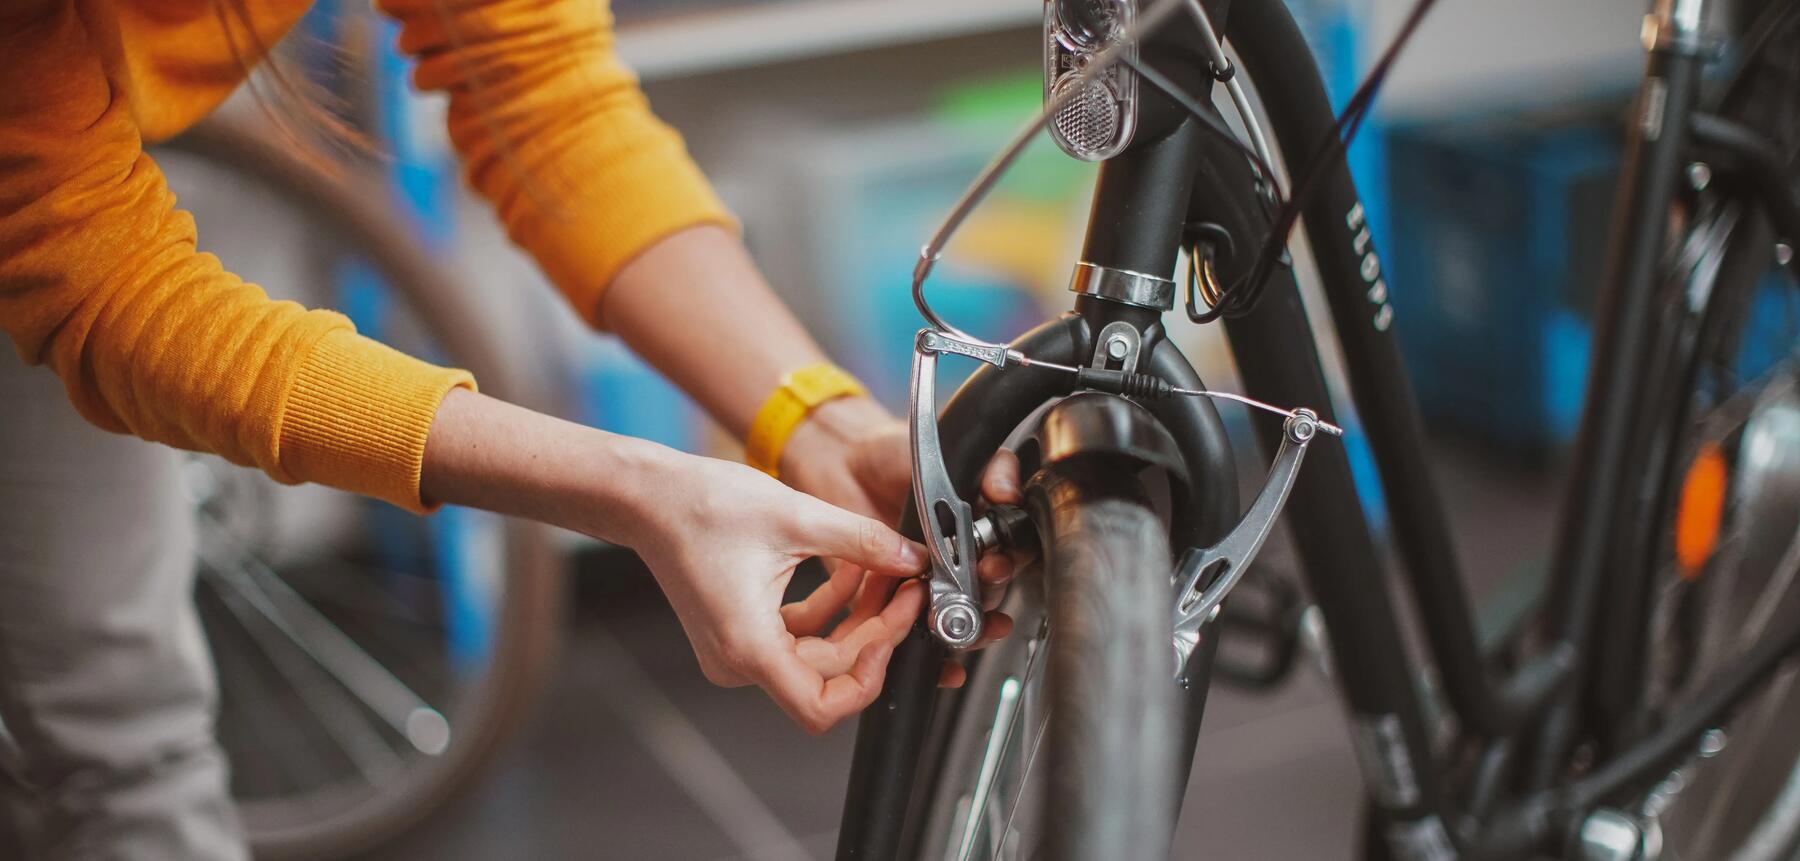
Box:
[1628,8,1800,851]
[1634,220,1799,859]
[904,456,1181,860]
[154,115,564,859]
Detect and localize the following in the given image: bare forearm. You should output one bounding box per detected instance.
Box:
[600,225,837,440]
[420,388,672,544]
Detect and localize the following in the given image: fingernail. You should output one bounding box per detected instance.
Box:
[901,542,927,567]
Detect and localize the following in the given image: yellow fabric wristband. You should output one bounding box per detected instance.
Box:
[745,362,868,478]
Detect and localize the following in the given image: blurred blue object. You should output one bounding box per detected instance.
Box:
[1286,0,1391,253]
[1384,101,1625,454]
[1740,279,1796,381]
[574,338,707,454]
[1286,0,1392,531]
[781,119,1061,414]
[300,0,499,666]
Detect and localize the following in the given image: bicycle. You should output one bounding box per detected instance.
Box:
[833,0,1800,859]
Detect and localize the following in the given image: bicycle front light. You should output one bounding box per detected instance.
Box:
[1045,0,1139,161]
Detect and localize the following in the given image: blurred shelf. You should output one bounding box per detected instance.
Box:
[616,0,1039,81]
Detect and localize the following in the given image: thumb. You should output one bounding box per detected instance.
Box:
[801,499,928,578]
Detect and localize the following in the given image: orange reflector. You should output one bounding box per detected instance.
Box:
[1675,443,1729,580]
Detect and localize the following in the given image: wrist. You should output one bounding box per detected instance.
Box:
[744,362,870,479]
[576,431,690,544]
[778,395,893,485]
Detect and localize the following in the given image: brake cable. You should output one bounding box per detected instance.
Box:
[909,0,1462,652]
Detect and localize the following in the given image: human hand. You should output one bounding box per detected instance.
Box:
[421,389,931,734]
[780,397,1026,687]
[631,453,931,734]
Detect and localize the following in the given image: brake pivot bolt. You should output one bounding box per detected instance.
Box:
[1106,334,1130,361]
[932,597,982,648]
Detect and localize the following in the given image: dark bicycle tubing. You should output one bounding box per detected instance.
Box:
[1191,0,1800,854]
[1591,112,1797,758]
[1218,0,1773,851]
[1691,112,1800,267]
[1532,19,1715,787]
[1182,122,1459,844]
[1224,0,1800,853]
[1227,0,1575,746]
[1199,0,1762,852]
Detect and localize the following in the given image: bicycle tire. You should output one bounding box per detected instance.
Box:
[1032,458,1181,860]
[155,113,565,860]
[902,455,1180,861]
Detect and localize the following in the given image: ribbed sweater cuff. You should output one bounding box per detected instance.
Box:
[279,329,476,513]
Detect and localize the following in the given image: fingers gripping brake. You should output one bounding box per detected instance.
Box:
[908,327,1339,664]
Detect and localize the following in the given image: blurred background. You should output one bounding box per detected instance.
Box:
[44,0,1696,857]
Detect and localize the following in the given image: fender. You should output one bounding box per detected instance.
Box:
[1036,390,1188,484]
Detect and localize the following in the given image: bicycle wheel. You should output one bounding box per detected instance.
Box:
[1635,232,1798,859]
[153,115,564,860]
[904,454,1180,860]
[1629,6,1800,854]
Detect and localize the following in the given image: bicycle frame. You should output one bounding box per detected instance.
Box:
[836,0,1800,857]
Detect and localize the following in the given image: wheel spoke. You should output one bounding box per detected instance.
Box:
[1691,359,1798,447]
[992,706,1053,861]
[954,675,1024,861]
[1688,532,1800,853]
[197,511,452,757]
[936,610,1056,861]
[955,627,1049,860]
[198,559,405,784]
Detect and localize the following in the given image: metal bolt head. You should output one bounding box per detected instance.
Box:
[1286,409,1319,443]
[1777,243,1793,267]
[1106,334,1130,361]
[1687,161,1711,191]
[1698,728,1727,758]
[1577,809,1646,861]
[932,597,982,648]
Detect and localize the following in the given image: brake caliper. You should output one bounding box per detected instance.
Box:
[1172,409,1334,683]
[909,330,1011,649]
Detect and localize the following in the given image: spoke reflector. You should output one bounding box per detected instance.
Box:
[1676,442,1730,579]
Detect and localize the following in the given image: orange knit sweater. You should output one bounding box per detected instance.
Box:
[0,0,730,512]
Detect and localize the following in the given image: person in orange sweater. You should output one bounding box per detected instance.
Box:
[0,0,1019,856]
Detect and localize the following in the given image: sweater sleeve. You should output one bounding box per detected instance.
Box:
[376,0,735,327]
[0,0,473,513]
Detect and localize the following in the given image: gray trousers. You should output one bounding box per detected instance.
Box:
[0,346,245,860]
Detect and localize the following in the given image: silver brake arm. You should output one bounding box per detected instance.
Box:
[909,330,1010,649]
[1172,409,1328,681]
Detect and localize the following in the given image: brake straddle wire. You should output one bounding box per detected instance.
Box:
[910,0,1433,429]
